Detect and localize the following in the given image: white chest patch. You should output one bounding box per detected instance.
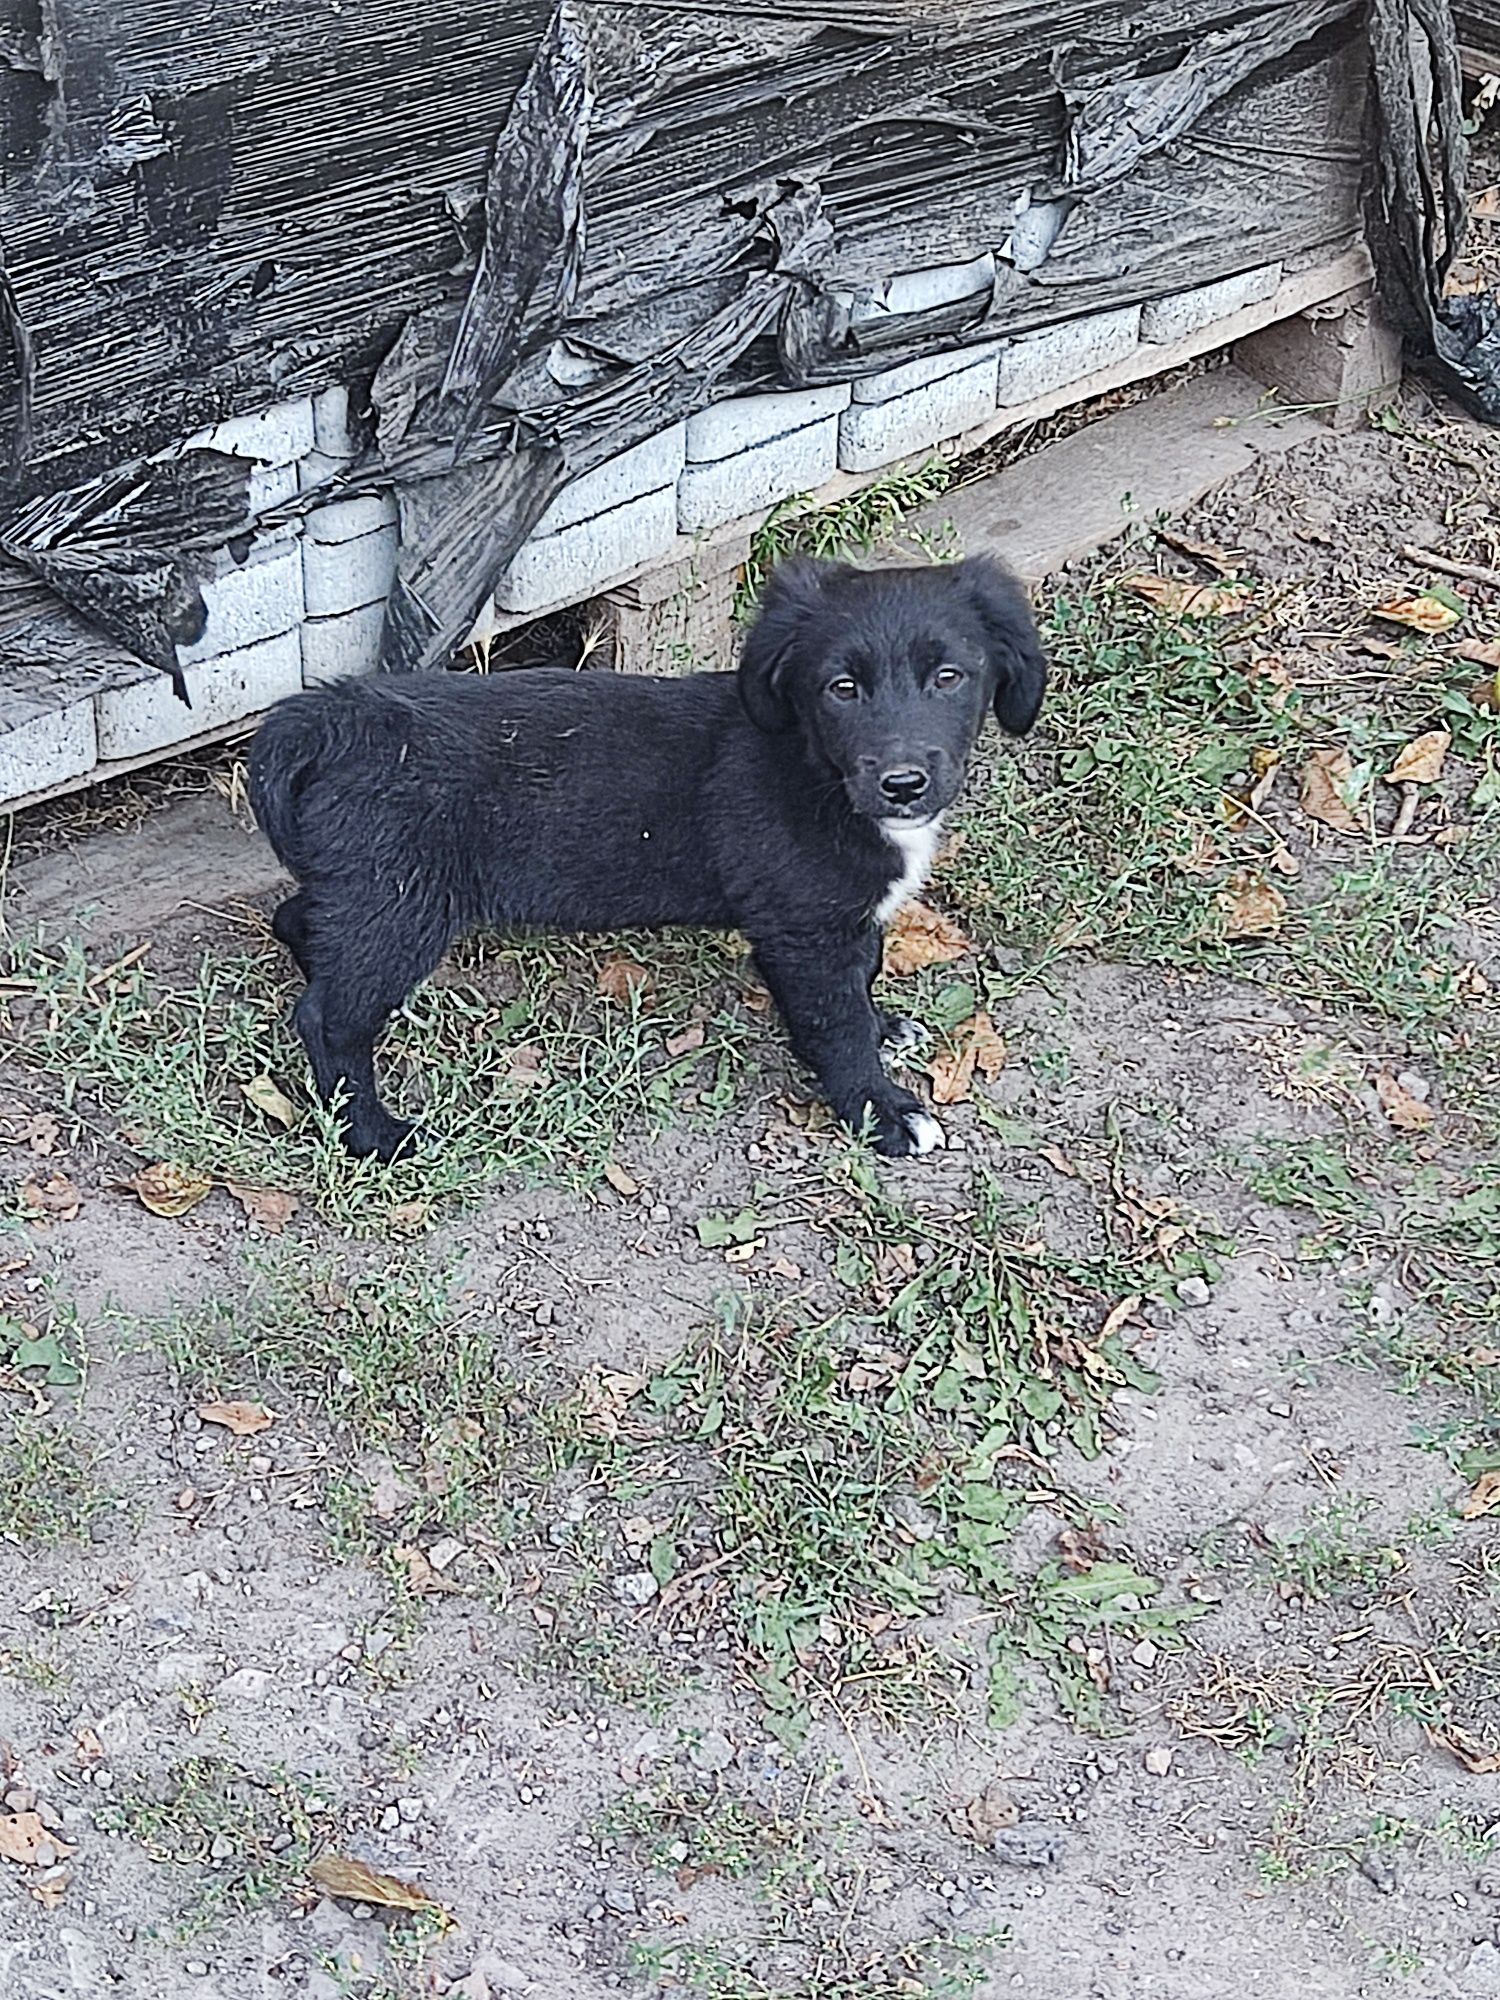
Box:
[873,817,942,926]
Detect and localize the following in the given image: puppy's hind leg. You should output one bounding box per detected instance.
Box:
[270,891,312,978]
[294,902,454,1163]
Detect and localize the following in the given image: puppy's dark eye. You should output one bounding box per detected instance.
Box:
[931,666,965,691]
[826,677,860,703]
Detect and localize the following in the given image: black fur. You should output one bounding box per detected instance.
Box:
[248,556,1046,1162]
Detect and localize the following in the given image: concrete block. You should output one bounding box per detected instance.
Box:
[96,632,303,761]
[305,489,399,546]
[1235,290,1402,431]
[996,306,1142,407]
[851,252,996,321]
[313,383,362,457]
[686,385,850,463]
[1142,264,1283,344]
[538,427,687,535]
[179,541,304,666]
[0,700,97,804]
[194,397,316,466]
[852,340,1003,406]
[677,417,840,533]
[247,459,300,518]
[302,525,398,618]
[838,351,999,473]
[298,449,350,496]
[494,486,679,614]
[302,602,386,685]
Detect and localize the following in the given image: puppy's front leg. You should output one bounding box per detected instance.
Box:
[751,928,944,1159]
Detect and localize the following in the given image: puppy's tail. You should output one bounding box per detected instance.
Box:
[247,694,331,877]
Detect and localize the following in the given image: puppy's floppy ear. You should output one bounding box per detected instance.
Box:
[952,555,1048,736]
[738,557,830,734]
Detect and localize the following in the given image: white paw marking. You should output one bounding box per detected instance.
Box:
[873,815,942,926]
[886,1016,929,1053]
[904,1110,946,1156]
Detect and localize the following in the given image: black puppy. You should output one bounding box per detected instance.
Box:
[248,556,1045,1161]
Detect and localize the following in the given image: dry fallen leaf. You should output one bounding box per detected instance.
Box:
[929,1012,1006,1105]
[1098,1295,1143,1343]
[241,1075,297,1129]
[884,900,970,975]
[603,1159,639,1199]
[391,1542,467,1596]
[1375,1073,1434,1132]
[1473,185,1500,221]
[1153,528,1238,575]
[1358,636,1407,661]
[1386,730,1450,786]
[963,1780,1019,1842]
[1460,1469,1500,1521]
[309,1853,445,1917]
[23,1112,59,1157]
[1456,636,1500,670]
[596,956,653,1003]
[502,1043,546,1094]
[0,1812,75,1867]
[1371,593,1460,635]
[1430,1723,1500,1776]
[1219,873,1286,941]
[21,1174,82,1225]
[664,1022,706,1058]
[130,1163,212,1219]
[386,1199,432,1231]
[198,1399,275,1437]
[227,1183,298,1232]
[1299,748,1365,835]
[1122,573,1251,617]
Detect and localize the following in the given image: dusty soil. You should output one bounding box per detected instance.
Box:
[2,383,1499,2000]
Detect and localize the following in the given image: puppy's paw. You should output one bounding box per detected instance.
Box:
[879,1012,929,1054]
[862,1090,946,1159]
[345,1113,423,1164]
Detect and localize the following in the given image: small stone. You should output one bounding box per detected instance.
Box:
[210,1832,235,1861]
[1176,1276,1211,1308]
[1143,1745,1173,1776]
[1131,1638,1158,1670]
[366,1629,396,1661]
[688,1729,735,1775]
[610,1571,658,1607]
[219,1668,271,1701]
[427,1537,465,1572]
[1267,1399,1293,1419]
[1463,1941,1500,1993]
[398,1796,424,1823]
[534,1301,555,1327]
[185,1961,210,1978]
[602,1884,638,1916]
[1359,1850,1397,1894]
[1396,1069,1430,1102]
[990,1824,1066,1868]
[650,1204,671,1224]
[380,1805,401,1832]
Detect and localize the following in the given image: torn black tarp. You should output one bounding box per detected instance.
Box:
[1369,0,1500,421]
[1,0,1493,704]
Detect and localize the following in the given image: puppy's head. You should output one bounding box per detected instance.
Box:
[738,556,1047,824]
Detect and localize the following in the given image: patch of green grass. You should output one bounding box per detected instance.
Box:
[1263,1497,1406,1603]
[0,1416,107,1543]
[946,584,1499,1026]
[111,1242,524,1543]
[9,926,755,1233]
[613,1764,1005,2000]
[98,1756,337,1942]
[635,1167,1202,1742]
[740,459,955,611]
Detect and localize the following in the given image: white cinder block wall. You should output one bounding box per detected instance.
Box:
[2,261,1287,806]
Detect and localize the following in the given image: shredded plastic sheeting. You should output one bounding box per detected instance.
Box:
[1370,0,1500,419]
[0,0,1492,694]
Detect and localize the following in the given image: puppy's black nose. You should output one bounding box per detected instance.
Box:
[879,767,930,807]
